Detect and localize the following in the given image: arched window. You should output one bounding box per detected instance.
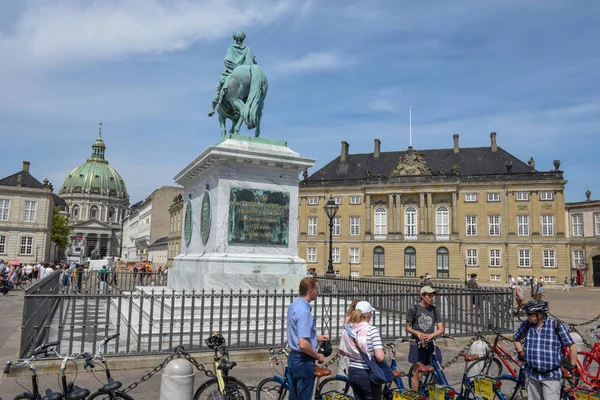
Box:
[108,207,115,222]
[404,247,416,277]
[72,205,80,220]
[373,247,385,276]
[90,205,98,220]
[374,206,387,240]
[436,247,449,278]
[436,206,449,239]
[404,206,417,239]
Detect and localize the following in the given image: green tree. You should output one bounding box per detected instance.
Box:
[52,206,71,251]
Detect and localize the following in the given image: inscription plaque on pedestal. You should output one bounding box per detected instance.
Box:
[228,187,290,245]
[184,200,192,246]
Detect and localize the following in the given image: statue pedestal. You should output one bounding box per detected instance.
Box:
[168,134,315,292]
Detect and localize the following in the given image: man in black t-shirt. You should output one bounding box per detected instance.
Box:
[405,286,445,390]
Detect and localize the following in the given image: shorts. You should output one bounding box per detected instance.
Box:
[408,345,442,365]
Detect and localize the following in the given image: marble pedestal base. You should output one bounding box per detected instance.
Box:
[168,253,308,292]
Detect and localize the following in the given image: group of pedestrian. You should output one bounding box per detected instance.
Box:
[287,276,578,400]
[0,259,57,295]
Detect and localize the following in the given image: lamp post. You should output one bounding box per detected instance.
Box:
[349,260,352,281]
[464,256,468,287]
[119,209,128,260]
[323,195,339,276]
[35,245,40,263]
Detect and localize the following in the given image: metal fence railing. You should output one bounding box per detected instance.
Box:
[54,270,167,294]
[20,285,514,358]
[20,270,61,357]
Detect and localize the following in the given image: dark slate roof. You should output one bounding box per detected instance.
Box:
[53,194,67,208]
[307,146,532,181]
[0,170,45,189]
[130,200,142,209]
[149,237,168,247]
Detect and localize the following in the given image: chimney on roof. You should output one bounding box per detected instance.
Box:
[374,139,381,159]
[490,132,497,152]
[340,141,349,162]
[22,161,30,172]
[453,134,459,153]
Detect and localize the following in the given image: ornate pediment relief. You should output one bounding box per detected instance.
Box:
[389,147,431,177]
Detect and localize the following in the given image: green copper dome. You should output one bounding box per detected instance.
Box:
[60,131,128,198]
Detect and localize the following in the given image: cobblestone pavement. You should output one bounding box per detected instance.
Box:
[1,285,599,399]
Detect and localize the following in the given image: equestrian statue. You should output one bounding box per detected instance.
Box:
[208,31,268,138]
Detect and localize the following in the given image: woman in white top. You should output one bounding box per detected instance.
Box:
[339,301,385,400]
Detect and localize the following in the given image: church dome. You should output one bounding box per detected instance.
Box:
[60,129,128,198]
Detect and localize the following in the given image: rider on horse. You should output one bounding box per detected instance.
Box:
[208,31,257,117]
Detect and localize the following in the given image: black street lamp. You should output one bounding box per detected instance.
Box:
[323,195,339,276]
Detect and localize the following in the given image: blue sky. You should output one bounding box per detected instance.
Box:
[1,0,599,204]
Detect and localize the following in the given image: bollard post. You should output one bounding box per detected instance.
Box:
[160,358,195,400]
[467,339,491,374]
[569,331,586,364]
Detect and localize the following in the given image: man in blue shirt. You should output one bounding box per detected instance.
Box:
[287,277,328,399]
[513,300,578,400]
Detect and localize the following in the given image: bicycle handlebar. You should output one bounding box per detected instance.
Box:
[33,341,60,356]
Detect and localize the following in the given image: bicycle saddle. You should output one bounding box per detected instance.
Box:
[415,362,435,373]
[99,378,122,393]
[314,366,332,377]
[459,351,480,362]
[392,370,402,378]
[42,389,63,400]
[67,387,91,400]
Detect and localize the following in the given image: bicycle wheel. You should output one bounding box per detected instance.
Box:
[316,376,355,398]
[194,377,251,400]
[87,391,135,399]
[256,377,287,400]
[465,357,503,378]
[495,376,526,400]
[582,353,600,387]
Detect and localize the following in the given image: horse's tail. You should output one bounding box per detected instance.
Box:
[244,64,268,129]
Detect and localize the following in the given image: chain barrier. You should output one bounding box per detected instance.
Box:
[121,345,215,394]
[440,333,484,371]
[322,351,341,369]
[549,312,600,328]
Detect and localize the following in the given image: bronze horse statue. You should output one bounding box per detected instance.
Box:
[215,64,268,138]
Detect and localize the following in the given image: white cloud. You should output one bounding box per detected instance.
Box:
[0,0,293,70]
[271,52,349,74]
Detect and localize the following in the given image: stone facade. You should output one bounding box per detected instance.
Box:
[299,133,569,284]
[566,193,600,286]
[167,194,184,267]
[0,161,56,263]
[147,236,168,268]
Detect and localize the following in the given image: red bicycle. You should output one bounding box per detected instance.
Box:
[468,326,522,379]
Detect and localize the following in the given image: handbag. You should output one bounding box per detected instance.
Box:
[350,330,393,384]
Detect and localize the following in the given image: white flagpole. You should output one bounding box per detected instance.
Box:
[409,105,412,147]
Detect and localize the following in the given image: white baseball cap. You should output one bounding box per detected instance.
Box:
[355,301,376,314]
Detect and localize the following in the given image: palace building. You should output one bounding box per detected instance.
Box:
[298,132,569,283]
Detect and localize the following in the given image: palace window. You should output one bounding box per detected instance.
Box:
[350,196,361,205]
[373,247,385,276]
[23,200,36,222]
[332,247,340,263]
[0,199,9,221]
[307,247,317,263]
[517,215,529,236]
[108,207,115,221]
[350,216,361,236]
[516,192,529,201]
[543,249,556,268]
[436,206,449,239]
[308,197,319,205]
[487,193,500,202]
[595,213,600,236]
[466,249,478,267]
[489,249,501,267]
[90,205,99,220]
[404,206,418,239]
[573,250,584,268]
[466,216,477,236]
[436,247,449,278]
[404,247,416,277]
[490,275,501,281]
[333,196,342,205]
[519,249,531,267]
[72,205,80,220]
[0,235,5,254]
[541,215,554,236]
[464,193,477,202]
[572,215,583,237]
[540,191,554,201]
[488,215,501,236]
[332,217,341,236]
[20,236,33,255]
[349,247,360,264]
[308,217,318,235]
[374,206,387,240]
[544,276,557,283]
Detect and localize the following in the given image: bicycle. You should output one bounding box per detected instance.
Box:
[467,326,522,379]
[2,340,64,400]
[47,349,90,400]
[256,346,332,400]
[82,333,133,399]
[193,332,251,399]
